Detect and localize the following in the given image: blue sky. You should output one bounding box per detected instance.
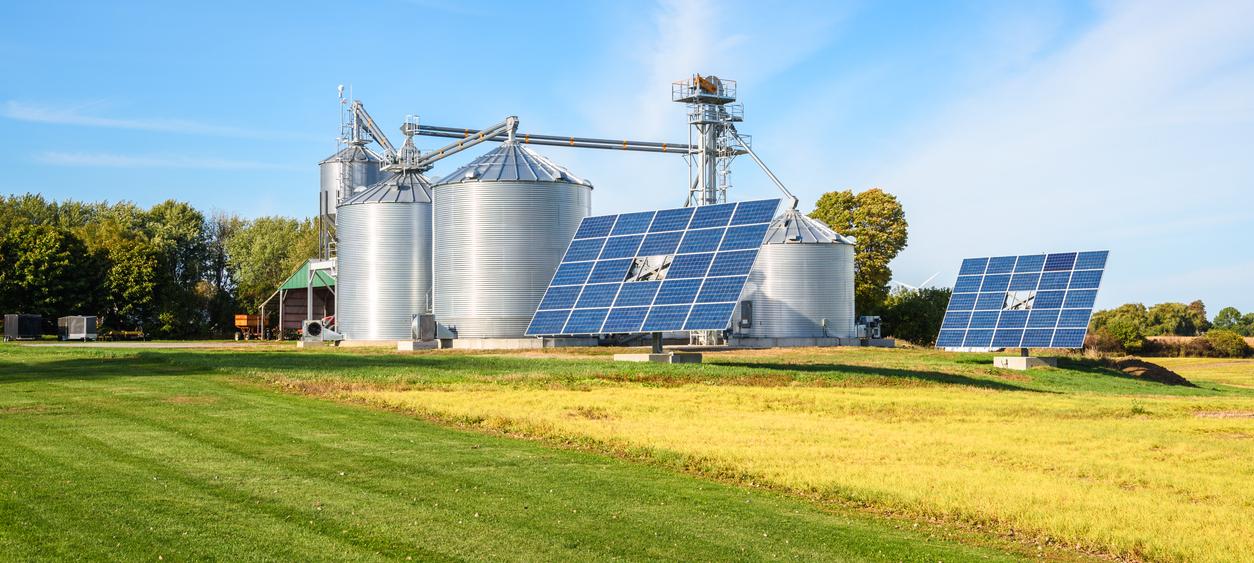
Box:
[2,0,1251,313]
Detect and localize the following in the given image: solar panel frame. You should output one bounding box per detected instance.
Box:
[937,250,1109,350]
[526,199,781,336]
[610,211,656,236]
[599,235,645,260]
[708,250,758,277]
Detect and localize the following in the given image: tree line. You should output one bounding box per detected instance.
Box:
[0,194,317,338]
[2,189,913,339]
[1089,300,1251,357]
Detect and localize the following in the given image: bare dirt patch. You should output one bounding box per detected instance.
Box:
[1111,358,1196,387]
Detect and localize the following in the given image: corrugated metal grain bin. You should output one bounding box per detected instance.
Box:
[433,142,592,338]
[335,170,433,340]
[735,209,856,338]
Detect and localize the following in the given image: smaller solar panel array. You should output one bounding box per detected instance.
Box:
[937,251,1109,350]
[526,199,780,336]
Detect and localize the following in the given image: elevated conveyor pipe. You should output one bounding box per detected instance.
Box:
[727,125,799,210]
[414,125,694,154]
[351,100,397,157]
[411,117,518,170]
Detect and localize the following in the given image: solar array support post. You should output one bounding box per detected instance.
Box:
[1020,347,1029,357]
[651,332,663,354]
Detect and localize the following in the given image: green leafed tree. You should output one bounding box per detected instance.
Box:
[1089,303,1149,353]
[1186,300,1211,334]
[1213,307,1243,332]
[75,218,161,331]
[226,216,318,312]
[881,287,951,346]
[205,211,246,334]
[0,224,107,319]
[1104,315,1148,353]
[142,200,211,337]
[1145,302,1197,336]
[809,188,908,316]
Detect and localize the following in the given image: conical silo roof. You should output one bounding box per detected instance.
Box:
[763,209,855,245]
[341,170,432,205]
[319,142,383,166]
[435,142,592,187]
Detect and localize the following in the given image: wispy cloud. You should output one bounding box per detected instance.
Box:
[561,0,853,212]
[2,101,307,139]
[35,151,300,171]
[871,0,1254,308]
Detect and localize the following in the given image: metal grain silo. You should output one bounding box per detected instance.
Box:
[335,170,433,340]
[737,209,856,339]
[319,141,387,222]
[433,142,592,339]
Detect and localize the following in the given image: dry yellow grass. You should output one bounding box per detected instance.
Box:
[1152,357,1254,388]
[349,380,1254,562]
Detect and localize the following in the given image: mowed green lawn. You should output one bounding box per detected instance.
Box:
[0,345,1019,562]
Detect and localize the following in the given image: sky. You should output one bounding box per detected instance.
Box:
[1,0,1251,313]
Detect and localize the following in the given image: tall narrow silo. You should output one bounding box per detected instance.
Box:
[319,141,387,223]
[335,169,433,341]
[433,142,592,339]
[735,209,856,339]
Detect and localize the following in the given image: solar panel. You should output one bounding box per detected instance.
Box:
[938,250,1109,350]
[526,199,781,336]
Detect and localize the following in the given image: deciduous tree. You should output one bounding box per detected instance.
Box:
[1186,300,1211,334]
[0,224,107,318]
[881,287,951,345]
[1213,307,1244,333]
[226,217,316,312]
[142,200,211,337]
[810,188,908,315]
[1146,302,1196,336]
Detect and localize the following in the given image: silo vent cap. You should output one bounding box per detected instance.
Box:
[763,209,855,245]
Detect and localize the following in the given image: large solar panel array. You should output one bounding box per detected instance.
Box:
[526,199,781,336]
[936,250,1109,350]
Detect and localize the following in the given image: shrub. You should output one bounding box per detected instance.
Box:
[1104,316,1147,354]
[1147,337,1212,358]
[1084,327,1126,355]
[1202,330,1250,358]
[881,287,951,346]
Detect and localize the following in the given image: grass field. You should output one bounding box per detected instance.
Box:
[1151,357,1254,388]
[0,344,1021,561]
[2,344,1251,561]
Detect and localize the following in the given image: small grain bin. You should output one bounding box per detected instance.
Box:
[735,209,856,339]
[318,142,387,222]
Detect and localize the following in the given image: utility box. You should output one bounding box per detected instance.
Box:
[856,316,882,339]
[738,301,753,329]
[411,314,437,341]
[57,316,97,341]
[4,314,42,341]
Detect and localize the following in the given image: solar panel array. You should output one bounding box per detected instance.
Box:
[526,199,781,336]
[937,250,1109,350]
